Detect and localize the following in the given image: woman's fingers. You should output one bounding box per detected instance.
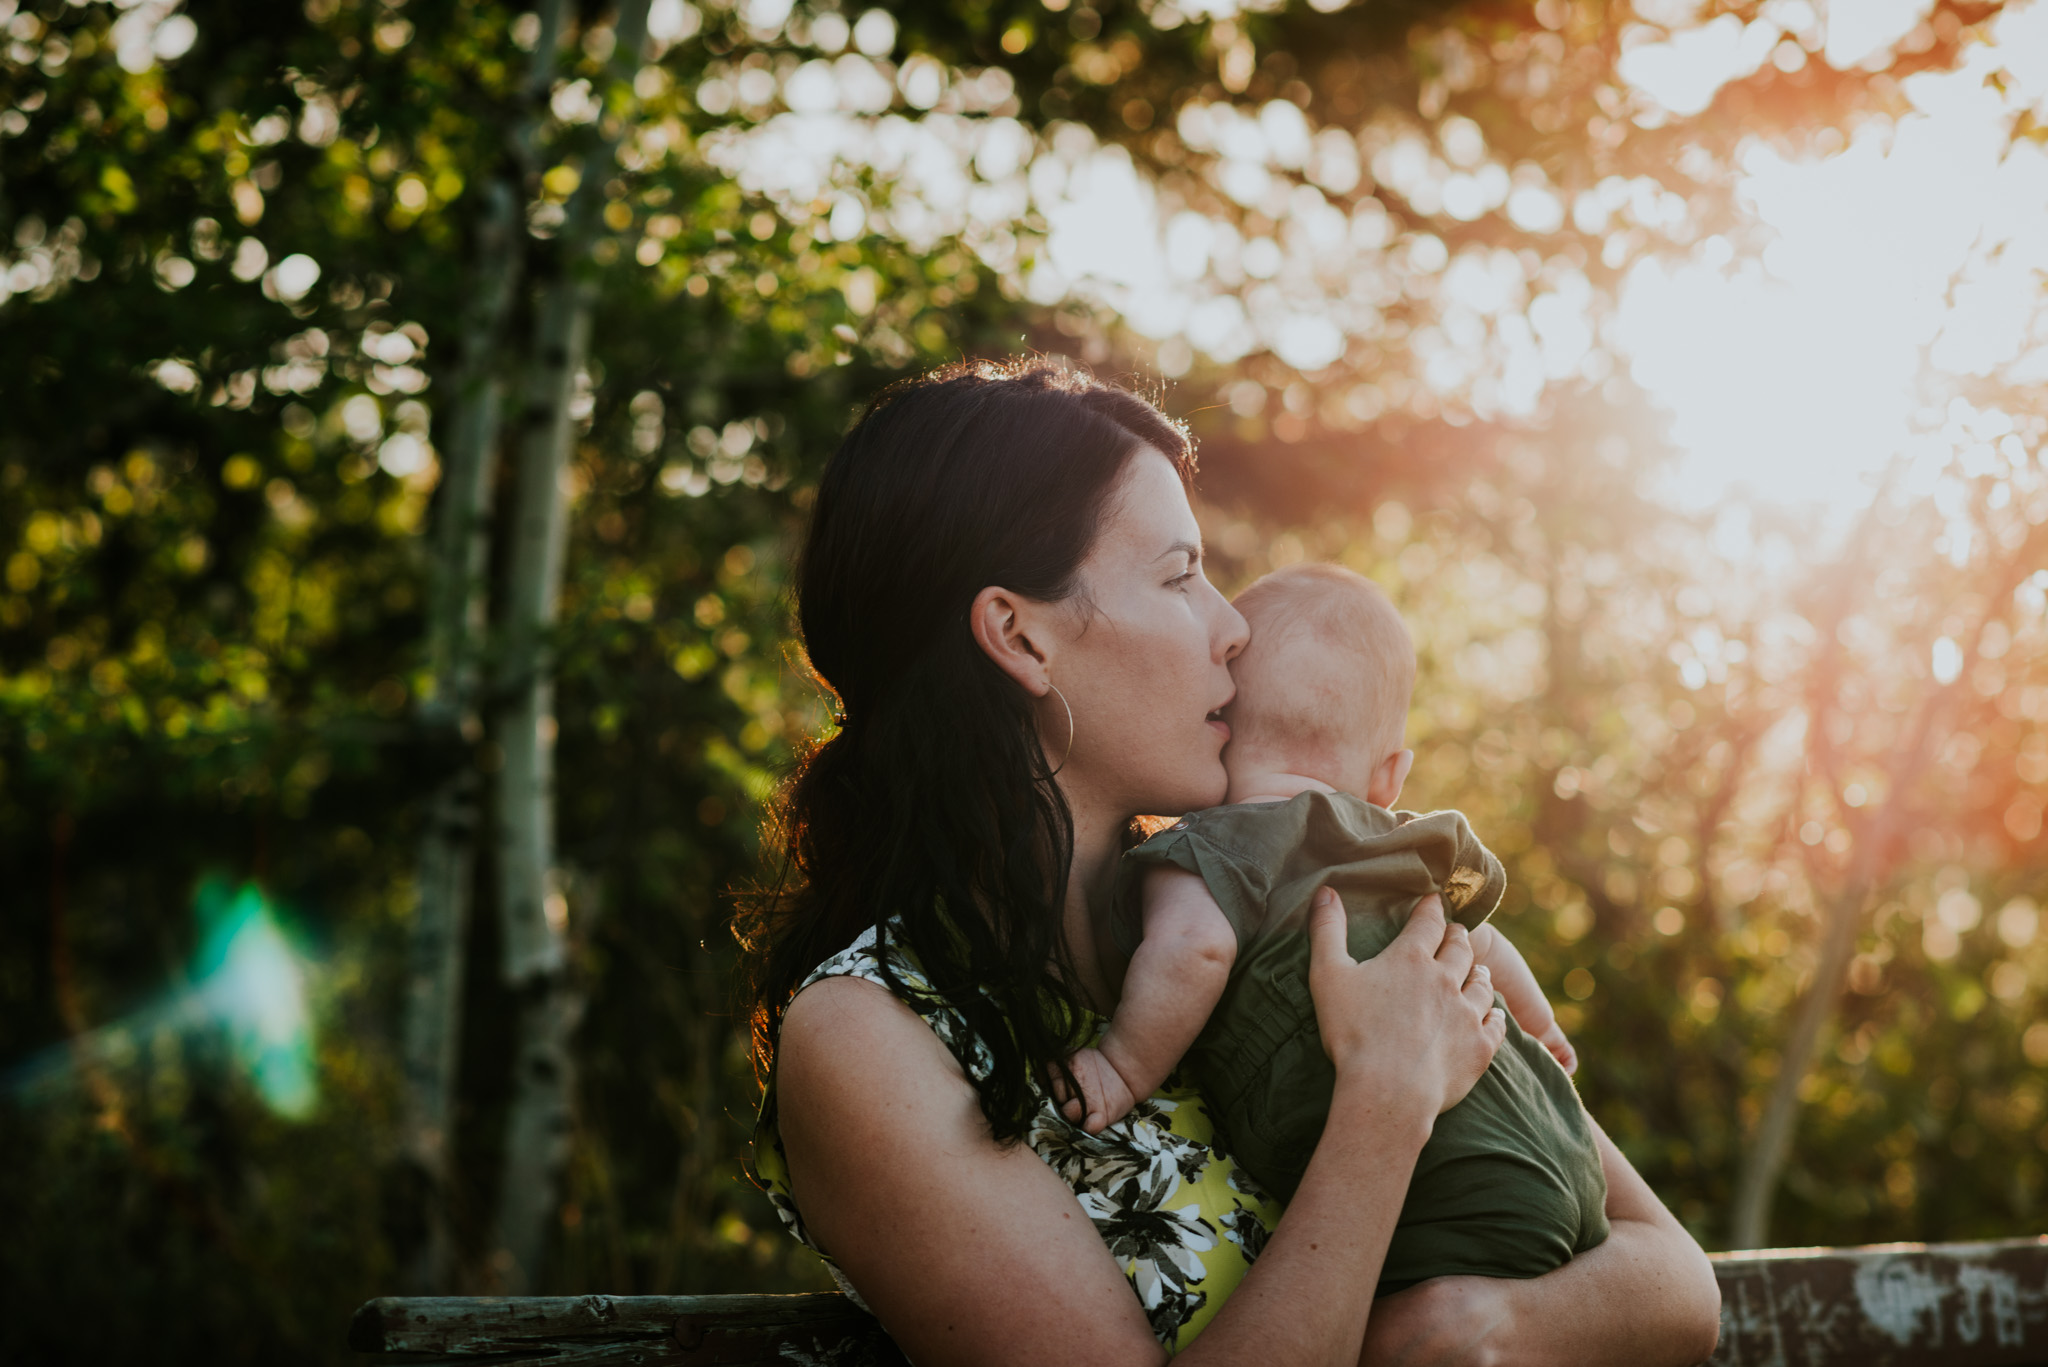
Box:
[1306,886,1353,970]
[1409,893,1474,979]
[1482,1004,1508,1052]
[1391,890,1450,966]
[1313,884,1507,1114]
[1438,920,1473,971]
[1462,963,1496,1016]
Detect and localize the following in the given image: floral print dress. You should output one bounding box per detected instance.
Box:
[752,923,1284,1354]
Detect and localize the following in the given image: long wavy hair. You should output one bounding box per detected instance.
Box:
[736,359,1196,1144]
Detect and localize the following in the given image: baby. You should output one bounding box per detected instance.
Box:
[1062,562,1608,1294]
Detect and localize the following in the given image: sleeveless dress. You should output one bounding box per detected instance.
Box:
[752,923,1285,1353]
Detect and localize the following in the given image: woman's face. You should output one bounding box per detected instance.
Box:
[1051,448,1248,819]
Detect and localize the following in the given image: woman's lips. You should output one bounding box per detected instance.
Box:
[1207,713,1231,742]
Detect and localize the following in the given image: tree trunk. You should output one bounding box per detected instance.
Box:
[490,0,652,1294]
[399,2,566,1292]
[1728,582,2019,1245]
[1728,867,1877,1249]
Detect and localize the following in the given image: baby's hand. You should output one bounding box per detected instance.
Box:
[1533,1019,1577,1075]
[1055,1047,1138,1134]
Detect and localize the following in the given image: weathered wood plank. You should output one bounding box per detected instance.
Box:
[351,1238,2048,1366]
[1707,1238,2048,1367]
[347,1292,906,1365]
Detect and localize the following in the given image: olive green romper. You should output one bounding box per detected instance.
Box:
[1113,789,1608,1295]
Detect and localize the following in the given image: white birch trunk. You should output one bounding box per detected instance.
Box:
[399,3,567,1292]
[490,0,652,1294]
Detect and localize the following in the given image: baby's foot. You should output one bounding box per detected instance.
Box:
[1056,1047,1139,1133]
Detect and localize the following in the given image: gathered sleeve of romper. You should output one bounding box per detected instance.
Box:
[1109,790,1508,963]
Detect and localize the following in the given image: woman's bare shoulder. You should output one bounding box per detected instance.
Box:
[774,975,1162,1367]
[778,972,960,1095]
[782,969,916,1028]
[776,971,984,1192]
[776,974,997,1195]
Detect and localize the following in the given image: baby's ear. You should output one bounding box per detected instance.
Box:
[1367,749,1414,807]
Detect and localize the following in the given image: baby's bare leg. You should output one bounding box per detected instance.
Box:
[1472,923,1576,1073]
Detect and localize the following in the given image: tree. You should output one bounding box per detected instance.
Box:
[5,0,2046,1359]
[399,0,550,1295]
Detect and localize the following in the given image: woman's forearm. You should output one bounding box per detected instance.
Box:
[1505,1119,1720,1367]
[1175,1074,1433,1366]
[1498,1213,1721,1367]
[1359,1118,1720,1367]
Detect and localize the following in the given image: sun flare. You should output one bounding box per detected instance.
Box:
[1617,2,2048,511]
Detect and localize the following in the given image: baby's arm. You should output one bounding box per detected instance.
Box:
[1470,922,1577,1074]
[1061,866,1237,1132]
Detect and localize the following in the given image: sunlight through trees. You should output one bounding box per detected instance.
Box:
[4,0,2046,1359]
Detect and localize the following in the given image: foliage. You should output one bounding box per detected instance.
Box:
[2,0,2045,1360]
[1189,392,2048,1247]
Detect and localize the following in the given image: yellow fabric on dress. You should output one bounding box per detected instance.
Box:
[751,923,1284,1354]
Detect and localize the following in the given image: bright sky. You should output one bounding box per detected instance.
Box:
[703,0,2048,516]
[1616,0,2048,509]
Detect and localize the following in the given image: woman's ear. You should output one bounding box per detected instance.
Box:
[969,585,1052,694]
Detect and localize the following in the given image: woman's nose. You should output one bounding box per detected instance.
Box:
[1216,592,1250,662]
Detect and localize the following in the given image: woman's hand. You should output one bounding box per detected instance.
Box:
[1308,888,1506,1119]
[1174,891,1507,1366]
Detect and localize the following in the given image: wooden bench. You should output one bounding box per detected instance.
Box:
[350,1236,2048,1365]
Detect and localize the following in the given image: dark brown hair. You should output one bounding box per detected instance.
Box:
[736,359,1194,1143]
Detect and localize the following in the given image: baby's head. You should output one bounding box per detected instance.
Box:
[1224,564,1416,808]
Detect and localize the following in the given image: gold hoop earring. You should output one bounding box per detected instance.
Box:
[1045,684,1076,778]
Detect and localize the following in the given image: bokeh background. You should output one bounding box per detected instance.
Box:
[4,0,2047,1359]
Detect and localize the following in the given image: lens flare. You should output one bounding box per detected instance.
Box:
[192,881,319,1118]
[6,879,318,1119]
[1616,5,2048,513]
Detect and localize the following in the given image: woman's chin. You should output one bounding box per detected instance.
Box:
[1116,753,1229,821]
[1171,765,1230,814]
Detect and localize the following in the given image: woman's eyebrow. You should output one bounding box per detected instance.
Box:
[1158,538,1202,564]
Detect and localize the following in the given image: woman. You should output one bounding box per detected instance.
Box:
[739,361,1720,1365]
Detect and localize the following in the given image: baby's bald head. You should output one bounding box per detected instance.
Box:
[1226,564,1415,798]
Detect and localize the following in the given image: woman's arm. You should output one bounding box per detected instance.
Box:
[776,891,1506,1367]
[1357,1117,1722,1367]
[779,976,1167,1365]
